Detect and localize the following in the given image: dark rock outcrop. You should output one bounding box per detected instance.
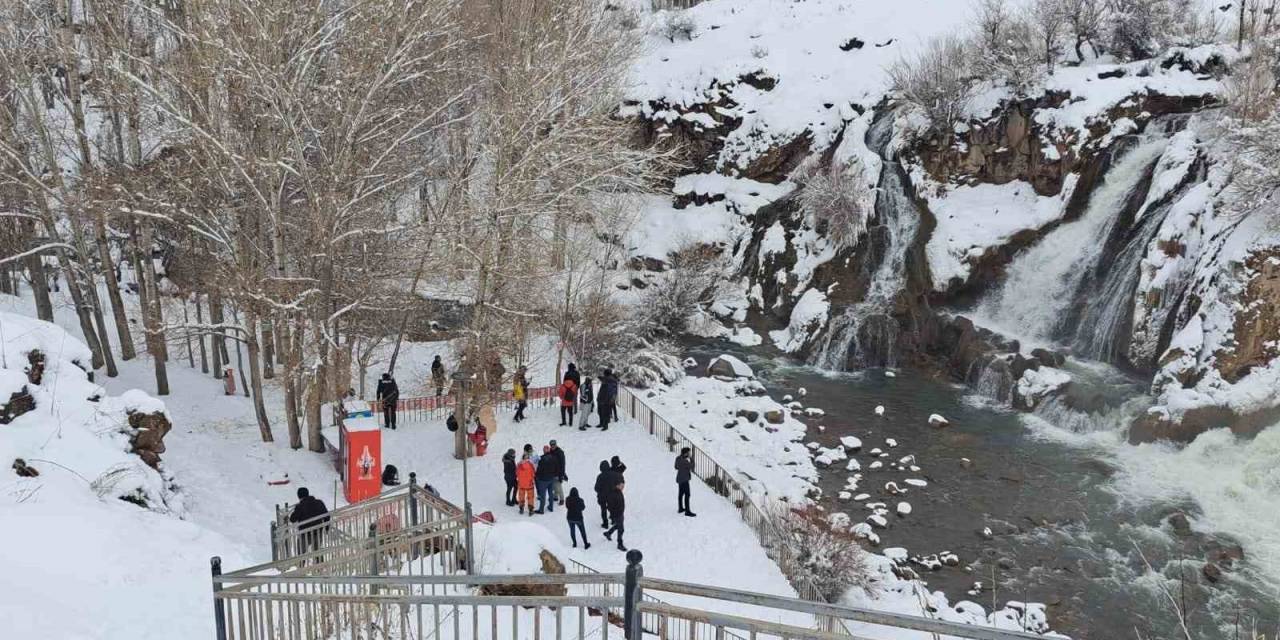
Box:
[479,549,568,597]
[127,411,173,469]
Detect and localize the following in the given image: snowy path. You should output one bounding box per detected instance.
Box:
[381,404,807,624]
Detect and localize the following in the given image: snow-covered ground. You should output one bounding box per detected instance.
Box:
[627,373,818,503]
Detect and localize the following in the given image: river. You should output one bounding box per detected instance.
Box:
[682,340,1280,640]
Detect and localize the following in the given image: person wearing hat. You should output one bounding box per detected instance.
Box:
[288,487,330,555]
[502,449,518,506]
[535,445,557,513]
[376,372,400,429]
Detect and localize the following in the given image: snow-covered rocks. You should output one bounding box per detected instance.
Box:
[875,405,886,416]
[797,387,807,397]
[904,478,928,488]
[707,354,754,379]
[885,438,898,448]
[928,413,949,427]
[884,547,910,564]
[682,357,698,369]
[827,512,852,529]
[867,514,889,529]
[884,371,897,378]
[853,493,870,501]
[1014,366,1072,410]
[896,502,912,517]
[884,481,905,495]
[813,446,847,466]
[845,458,861,472]
[839,436,862,451]
[869,461,884,470]
[838,491,853,501]
[802,407,825,417]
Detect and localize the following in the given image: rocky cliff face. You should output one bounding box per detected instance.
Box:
[623,2,1274,444]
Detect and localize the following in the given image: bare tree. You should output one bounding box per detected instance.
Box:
[1063,0,1108,61]
[888,34,974,131]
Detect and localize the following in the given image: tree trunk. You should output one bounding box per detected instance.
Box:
[57,252,107,371]
[261,319,275,379]
[134,222,168,395]
[96,213,136,360]
[209,290,226,377]
[23,227,54,321]
[232,310,250,398]
[195,294,209,373]
[246,310,273,442]
[182,297,195,368]
[307,316,328,453]
[284,318,302,449]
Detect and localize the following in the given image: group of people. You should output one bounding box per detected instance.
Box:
[504,440,569,516]
[553,363,621,431]
[501,445,631,551]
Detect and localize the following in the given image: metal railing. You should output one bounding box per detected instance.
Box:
[212,552,1052,640]
[615,387,850,634]
[365,385,560,425]
[272,477,463,562]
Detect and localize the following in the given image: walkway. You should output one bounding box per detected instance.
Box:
[379,403,806,624]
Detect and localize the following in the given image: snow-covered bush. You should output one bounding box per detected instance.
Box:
[569,292,684,388]
[796,160,868,249]
[888,34,973,132]
[616,336,684,388]
[638,242,731,335]
[769,505,872,601]
[1107,0,1204,61]
[969,0,1050,92]
[661,12,697,42]
[1226,42,1279,122]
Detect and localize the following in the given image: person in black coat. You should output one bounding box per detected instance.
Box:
[565,487,590,549]
[548,440,567,505]
[675,447,696,516]
[603,480,627,551]
[597,370,619,431]
[502,449,518,506]
[376,373,400,429]
[288,487,330,555]
[535,446,557,514]
[565,362,581,388]
[593,460,612,528]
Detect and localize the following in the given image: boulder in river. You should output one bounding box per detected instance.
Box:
[764,409,785,424]
[707,355,754,379]
[1167,512,1193,537]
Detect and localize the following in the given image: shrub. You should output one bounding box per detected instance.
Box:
[887,34,973,131]
[638,242,730,335]
[661,12,697,42]
[768,505,872,601]
[796,160,869,250]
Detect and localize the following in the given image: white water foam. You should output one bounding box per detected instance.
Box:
[1024,414,1280,597]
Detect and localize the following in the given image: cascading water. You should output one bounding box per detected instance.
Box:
[810,113,919,370]
[970,137,1168,348]
[1070,198,1176,363]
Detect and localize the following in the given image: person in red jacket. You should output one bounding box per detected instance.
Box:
[516,453,537,515]
[558,376,578,427]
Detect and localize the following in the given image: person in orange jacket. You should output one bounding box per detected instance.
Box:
[515,452,537,515]
[558,375,578,427]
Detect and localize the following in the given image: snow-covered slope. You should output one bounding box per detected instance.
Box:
[0,312,246,639]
